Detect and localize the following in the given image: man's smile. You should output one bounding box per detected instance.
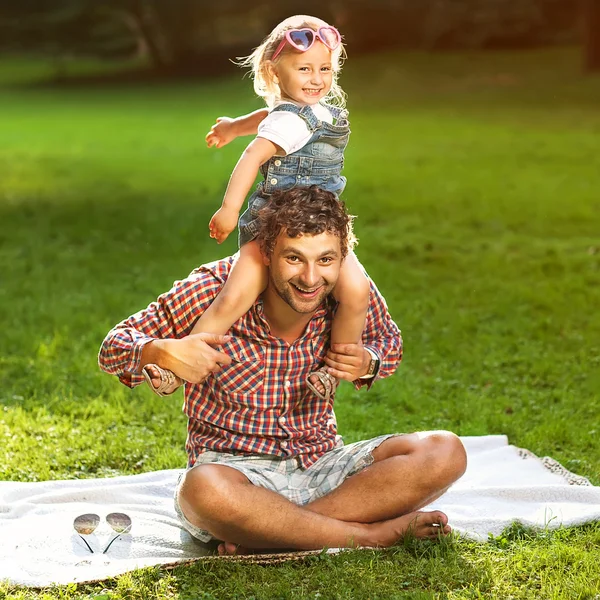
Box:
[291,282,323,299]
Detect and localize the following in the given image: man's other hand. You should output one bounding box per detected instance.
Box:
[148,333,233,384]
[324,343,371,382]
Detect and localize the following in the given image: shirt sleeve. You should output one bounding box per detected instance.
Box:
[98,265,225,388]
[354,279,403,390]
[257,110,311,155]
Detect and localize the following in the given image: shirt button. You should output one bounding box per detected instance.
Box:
[274,159,281,166]
[284,380,291,388]
[270,178,277,185]
[281,441,288,448]
[279,416,286,425]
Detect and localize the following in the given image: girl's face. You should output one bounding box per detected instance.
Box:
[271,41,333,105]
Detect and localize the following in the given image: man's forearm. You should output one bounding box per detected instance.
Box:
[139,339,160,371]
[359,282,403,383]
[98,326,155,388]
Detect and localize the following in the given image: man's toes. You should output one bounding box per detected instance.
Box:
[217,542,251,556]
[427,517,451,539]
[430,510,448,527]
[217,542,238,555]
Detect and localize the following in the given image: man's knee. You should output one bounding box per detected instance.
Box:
[178,464,249,523]
[423,431,467,482]
[375,431,466,484]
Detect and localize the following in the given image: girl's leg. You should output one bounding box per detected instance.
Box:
[307,251,370,399]
[144,241,266,396]
[191,240,267,335]
[330,251,370,344]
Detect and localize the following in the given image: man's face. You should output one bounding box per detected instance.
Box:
[264,231,342,314]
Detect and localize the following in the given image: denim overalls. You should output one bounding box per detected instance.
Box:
[238,102,350,246]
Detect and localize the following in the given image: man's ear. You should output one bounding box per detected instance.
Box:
[262,250,271,266]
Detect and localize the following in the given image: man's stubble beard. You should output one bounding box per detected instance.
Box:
[268,270,332,315]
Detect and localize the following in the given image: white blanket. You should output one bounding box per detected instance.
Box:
[1,435,599,588]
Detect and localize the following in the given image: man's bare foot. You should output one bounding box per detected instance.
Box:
[215,511,449,556]
[217,542,252,556]
[142,364,183,396]
[369,510,451,547]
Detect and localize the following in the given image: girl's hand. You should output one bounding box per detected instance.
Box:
[209,206,239,244]
[206,117,236,149]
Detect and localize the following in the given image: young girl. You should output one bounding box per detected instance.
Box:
[143,15,370,401]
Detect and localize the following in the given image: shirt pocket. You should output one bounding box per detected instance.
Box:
[213,337,265,400]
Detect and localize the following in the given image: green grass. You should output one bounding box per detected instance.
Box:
[1,46,600,598]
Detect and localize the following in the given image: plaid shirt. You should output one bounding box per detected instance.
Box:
[98,257,402,468]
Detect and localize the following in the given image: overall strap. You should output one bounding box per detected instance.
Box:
[321,103,348,125]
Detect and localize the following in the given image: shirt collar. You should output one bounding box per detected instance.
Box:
[252,296,334,338]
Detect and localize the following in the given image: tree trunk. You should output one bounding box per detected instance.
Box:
[130,0,172,69]
[583,0,600,71]
[96,6,150,60]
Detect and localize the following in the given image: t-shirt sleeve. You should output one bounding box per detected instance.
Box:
[257,110,311,155]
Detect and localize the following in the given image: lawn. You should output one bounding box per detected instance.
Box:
[1,46,600,598]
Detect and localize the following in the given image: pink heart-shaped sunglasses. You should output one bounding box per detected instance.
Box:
[271,26,341,61]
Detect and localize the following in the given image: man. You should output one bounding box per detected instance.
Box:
[99,186,466,555]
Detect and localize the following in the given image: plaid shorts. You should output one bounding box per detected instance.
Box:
[174,433,398,543]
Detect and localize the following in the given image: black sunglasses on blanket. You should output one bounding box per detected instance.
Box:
[73,512,132,554]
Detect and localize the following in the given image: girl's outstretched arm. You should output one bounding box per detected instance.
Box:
[206,109,269,148]
[209,137,279,243]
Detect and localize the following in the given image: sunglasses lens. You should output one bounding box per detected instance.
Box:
[288,29,314,51]
[106,512,132,533]
[319,27,340,50]
[74,513,100,535]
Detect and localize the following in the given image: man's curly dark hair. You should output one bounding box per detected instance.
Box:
[256,186,357,259]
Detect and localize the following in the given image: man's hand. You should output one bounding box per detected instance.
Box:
[209,206,239,244]
[206,117,237,149]
[324,343,371,382]
[145,333,233,384]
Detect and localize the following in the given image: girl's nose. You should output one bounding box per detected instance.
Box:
[310,71,323,85]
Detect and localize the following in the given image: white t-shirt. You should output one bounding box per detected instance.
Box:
[257,101,334,156]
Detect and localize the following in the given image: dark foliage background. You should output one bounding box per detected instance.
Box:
[0,0,583,73]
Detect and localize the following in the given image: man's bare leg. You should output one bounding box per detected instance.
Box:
[177,465,449,553]
[177,431,466,554]
[307,431,467,523]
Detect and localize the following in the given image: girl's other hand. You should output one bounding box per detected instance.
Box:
[209,206,239,244]
[206,117,236,148]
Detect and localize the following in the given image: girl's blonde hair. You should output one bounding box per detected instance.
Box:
[236,15,347,109]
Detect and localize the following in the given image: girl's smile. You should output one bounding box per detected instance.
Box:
[272,42,333,105]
